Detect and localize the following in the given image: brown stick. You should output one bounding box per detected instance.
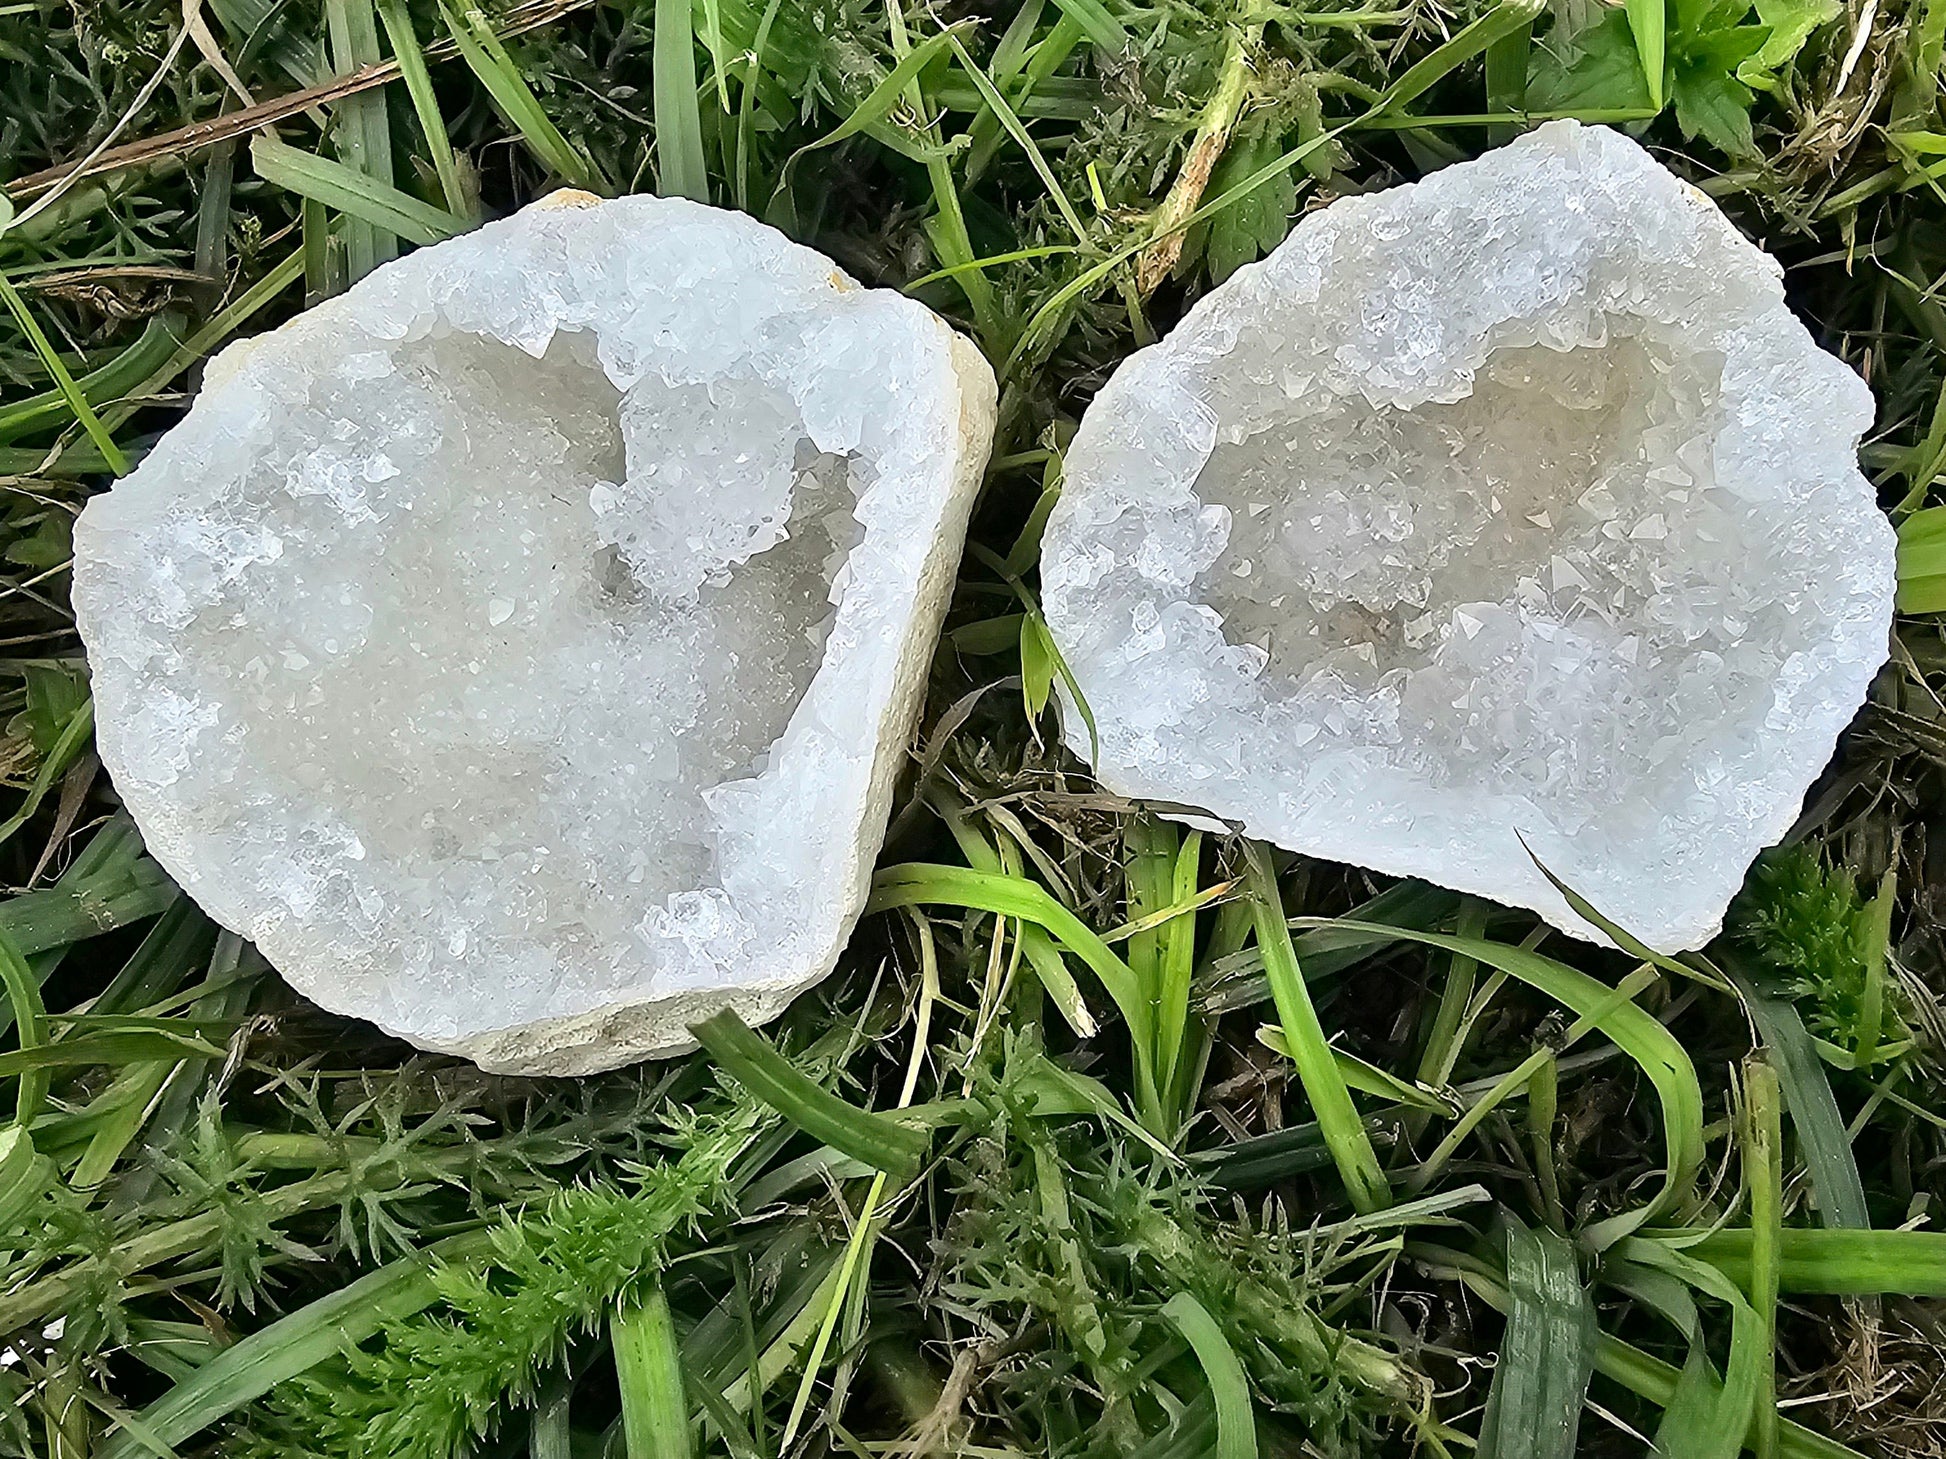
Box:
[5,0,592,202]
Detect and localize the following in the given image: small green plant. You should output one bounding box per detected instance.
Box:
[1733,846,1909,1060]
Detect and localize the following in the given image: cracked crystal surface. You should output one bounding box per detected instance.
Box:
[1041,122,1893,950]
[73,192,997,1072]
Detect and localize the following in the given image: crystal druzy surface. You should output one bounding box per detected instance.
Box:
[73,192,997,1072]
[1041,122,1893,949]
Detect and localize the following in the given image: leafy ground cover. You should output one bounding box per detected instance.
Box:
[2,0,1945,1453]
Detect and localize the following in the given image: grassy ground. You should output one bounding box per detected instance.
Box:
[1,0,1945,1453]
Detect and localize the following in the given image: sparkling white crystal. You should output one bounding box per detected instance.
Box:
[72,191,997,1073]
[1040,121,1893,950]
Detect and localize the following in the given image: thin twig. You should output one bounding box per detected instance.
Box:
[5,0,592,203]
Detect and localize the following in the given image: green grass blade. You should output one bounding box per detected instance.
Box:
[690,1009,928,1177]
[1367,0,1548,116]
[0,926,49,1128]
[613,1283,693,1459]
[1477,1226,1595,1459]
[780,26,971,165]
[1045,0,1127,51]
[942,28,1090,242]
[0,1125,52,1233]
[1678,1227,1946,1295]
[252,136,467,247]
[1161,1292,1257,1459]
[1308,917,1702,1241]
[0,317,177,443]
[1896,504,1946,609]
[870,864,1145,1040]
[439,1,605,191]
[1595,1332,1862,1459]
[1244,845,1391,1213]
[1722,955,1871,1230]
[1157,830,1203,1116]
[654,0,710,201]
[1625,0,1667,110]
[1744,1057,1783,1459]
[1616,1243,1766,1459]
[1444,1255,1863,1459]
[376,0,476,220]
[325,0,398,278]
[95,1233,492,1459]
[0,276,129,474]
[1854,869,1894,1070]
[0,1029,229,1078]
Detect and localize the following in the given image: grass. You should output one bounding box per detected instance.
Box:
[0,0,1943,1453]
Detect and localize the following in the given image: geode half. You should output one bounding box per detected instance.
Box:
[1040,121,1892,950]
[73,191,997,1073]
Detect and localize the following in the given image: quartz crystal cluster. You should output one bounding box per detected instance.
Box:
[1041,121,1894,950]
[72,192,997,1073]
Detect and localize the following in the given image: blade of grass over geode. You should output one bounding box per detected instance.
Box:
[690,1009,928,1178]
[1243,845,1390,1213]
[1476,1227,1595,1459]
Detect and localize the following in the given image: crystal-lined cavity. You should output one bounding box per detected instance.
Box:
[1041,122,1893,950]
[73,192,997,1072]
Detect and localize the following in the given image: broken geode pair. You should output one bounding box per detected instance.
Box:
[72,122,1894,1075]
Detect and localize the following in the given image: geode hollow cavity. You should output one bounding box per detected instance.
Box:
[1041,122,1893,951]
[73,191,997,1073]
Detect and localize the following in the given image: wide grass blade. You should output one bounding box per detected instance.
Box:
[653,0,710,200]
[1477,1227,1595,1459]
[1722,955,1871,1230]
[1438,1252,1846,1458]
[1743,1057,1784,1459]
[1161,1292,1257,1459]
[324,0,398,277]
[613,1283,693,1459]
[0,927,49,1127]
[1677,1227,1946,1295]
[252,136,467,246]
[1046,0,1127,52]
[0,1125,51,1233]
[1625,0,1667,109]
[691,1009,928,1177]
[1245,845,1390,1213]
[1621,1241,1770,1459]
[95,1233,492,1459]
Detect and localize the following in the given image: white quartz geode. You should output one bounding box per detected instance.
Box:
[72,191,997,1073]
[1041,122,1893,951]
